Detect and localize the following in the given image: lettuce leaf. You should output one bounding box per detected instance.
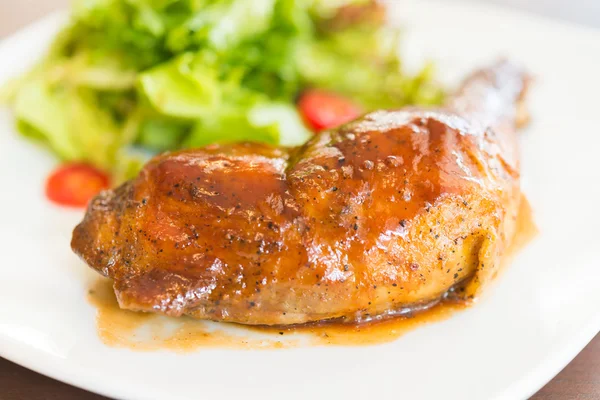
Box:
[13,78,140,174]
[138,53,220,118]
[4,0,445,179]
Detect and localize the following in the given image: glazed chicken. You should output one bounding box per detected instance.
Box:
[72,61,528,325]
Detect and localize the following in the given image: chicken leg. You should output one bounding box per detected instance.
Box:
[72,61,528,325]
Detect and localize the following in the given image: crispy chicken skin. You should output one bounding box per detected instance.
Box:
[72,61,528,325]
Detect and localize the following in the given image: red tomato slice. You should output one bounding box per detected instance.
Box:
[298,90,362,132]
[45,163,110,208]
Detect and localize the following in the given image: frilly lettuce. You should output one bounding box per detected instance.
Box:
[3,0,444,180]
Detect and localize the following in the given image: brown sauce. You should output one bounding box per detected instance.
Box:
[509,195,538,257]
[87,196,536,351]
[88,280,300,350]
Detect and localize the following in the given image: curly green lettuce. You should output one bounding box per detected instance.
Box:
[3,0,444,181]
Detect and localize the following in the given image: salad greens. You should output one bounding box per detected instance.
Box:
[3,0,444,181]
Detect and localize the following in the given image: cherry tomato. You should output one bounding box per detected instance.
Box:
[298,90,362,132]
[45,163,110,208]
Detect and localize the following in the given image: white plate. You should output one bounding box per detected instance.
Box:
[1,1,599,399]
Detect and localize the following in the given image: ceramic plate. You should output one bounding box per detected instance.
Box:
[1,1,599,399]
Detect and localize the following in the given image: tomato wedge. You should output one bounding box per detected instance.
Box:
[298,90,362,132]
[45,163,110,208]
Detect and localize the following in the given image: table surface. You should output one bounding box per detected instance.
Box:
[0,1,598,399]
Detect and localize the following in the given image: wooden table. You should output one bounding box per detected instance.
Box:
[1,2,599,399]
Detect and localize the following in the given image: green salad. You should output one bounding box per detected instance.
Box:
[2,0,444,181]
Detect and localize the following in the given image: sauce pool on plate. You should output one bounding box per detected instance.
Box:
[87,279,464,350]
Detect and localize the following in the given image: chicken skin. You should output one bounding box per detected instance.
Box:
[72,61,528,325]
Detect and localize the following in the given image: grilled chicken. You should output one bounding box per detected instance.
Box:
[72,61,528,325]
